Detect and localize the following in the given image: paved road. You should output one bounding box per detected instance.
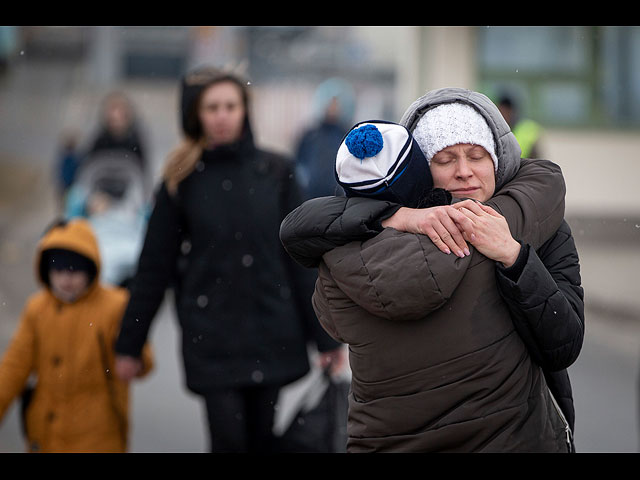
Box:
[569,310,639,452]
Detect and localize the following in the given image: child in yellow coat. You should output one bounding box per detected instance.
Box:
[0,218,153,453]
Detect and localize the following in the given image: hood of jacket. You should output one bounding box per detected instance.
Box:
[399,87,521,191]
[36,218,101,296]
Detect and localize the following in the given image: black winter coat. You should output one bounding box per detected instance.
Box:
[115,131,339,393]
[496,220,585,433]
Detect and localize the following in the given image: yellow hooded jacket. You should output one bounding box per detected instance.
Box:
[0,219,153,453]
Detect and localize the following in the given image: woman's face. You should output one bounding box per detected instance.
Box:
[104,96,132,136]
[429,144,496,202]
[198,81,246,147]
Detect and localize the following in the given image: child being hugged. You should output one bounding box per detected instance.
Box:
[0,218,153,453]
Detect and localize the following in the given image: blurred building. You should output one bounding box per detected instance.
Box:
[2,26,639,224]
[410,27,640,224]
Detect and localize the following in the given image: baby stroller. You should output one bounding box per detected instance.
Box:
[64,149,150,288]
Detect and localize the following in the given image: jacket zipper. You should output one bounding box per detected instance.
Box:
[548,388,573,453]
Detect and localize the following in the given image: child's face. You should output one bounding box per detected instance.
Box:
[49,269,90,303]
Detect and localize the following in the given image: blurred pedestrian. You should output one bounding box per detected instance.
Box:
[54,131,81,206]
[88,91,147,166]
[57,92,151,288]
[498,93,543,159]
[0,218,153,453]
[113,65,344,453]
[294,78,355,200]
[280,88,584,452]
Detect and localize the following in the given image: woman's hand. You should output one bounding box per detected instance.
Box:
[115,355,143,382]
[452,200,521,267]
[318,346,348,376]
[381,206,475,258]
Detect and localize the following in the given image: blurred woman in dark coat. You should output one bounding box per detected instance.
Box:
[114,66,342,453]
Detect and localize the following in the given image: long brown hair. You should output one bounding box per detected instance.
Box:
[163,138,206,196]
[163,67,250,196]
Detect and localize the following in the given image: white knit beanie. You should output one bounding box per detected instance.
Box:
[412,102,498,171]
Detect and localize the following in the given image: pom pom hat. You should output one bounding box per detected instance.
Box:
[335,120,433,208]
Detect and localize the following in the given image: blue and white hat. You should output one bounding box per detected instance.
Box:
[335,120,433,208]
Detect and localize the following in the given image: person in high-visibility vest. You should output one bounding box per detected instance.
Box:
[498,95,543,159]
